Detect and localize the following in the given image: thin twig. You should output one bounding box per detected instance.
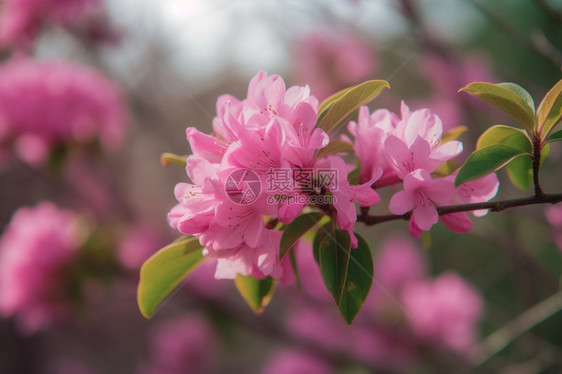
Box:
[359,193,562,226]
[471,290,562,367]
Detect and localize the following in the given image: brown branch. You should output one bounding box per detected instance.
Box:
[532,135,545,198]
[358,193,562,226]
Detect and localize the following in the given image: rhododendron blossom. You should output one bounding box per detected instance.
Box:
[0,202,81,332]
[0,59,128,166]
[168,71,503,282]
[170,71,331,280]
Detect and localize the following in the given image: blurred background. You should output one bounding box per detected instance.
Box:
[0,0,562,373]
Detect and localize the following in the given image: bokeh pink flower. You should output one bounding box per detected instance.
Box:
[0,0,109,48]
[0,202,82,332]
[0,58,128,166]
[403,272,483,352]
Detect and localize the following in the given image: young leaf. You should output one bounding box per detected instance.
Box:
[161,152,188,167]
[319,229,352,305]
[476,125,530,150]
[455,144,529,187]
[315,140,354,159]
[337,233,374,324]
[318,86,353,114]
[502,133,533,190]
[235,275,276,314]
[138,237,205,318]
[279,212,325,260]
[440,126,468,144]
[546,129,562,144]
[498,82,535,110]
[459,82,536,131]
[537,79,562,138]
[317,80,390,134]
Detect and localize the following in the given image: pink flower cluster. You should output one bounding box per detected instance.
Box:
[377,238,484,352]
[348,102,500,237]
[293,31,376,100]
[169,71,379,280]
[0,0,107,48]
[169,71,501,280]
[0,59,128,166]
[0,202,81,332]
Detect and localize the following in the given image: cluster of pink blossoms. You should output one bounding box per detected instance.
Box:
[0,0,107,48]
[348,102,500,237]
[0,202,81,332]
[169,71,500,280]
[0,59,128,166]
[169,71,379,280]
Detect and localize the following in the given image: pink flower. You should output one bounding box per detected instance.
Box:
[206,230,290,280]
[385,102,463,178]
[389,169,461,237]
[0,59,128,166]
[169,156,287,280]
[314,155,381,246]
[546,204,562,227]
[402,273,483,352]
[262,350,333,374]
[293,31,377,100]
[347,106,401,185]
[0,0,109,48]
[141,316,217,374]
[454,172,499,217]
[0,202,81,332]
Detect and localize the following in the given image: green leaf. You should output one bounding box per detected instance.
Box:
[138,237,205,318]
[498,82,535,111]
[476,125,530,150]
[313,221,333,264]
[315,140,354,159]
[440,126,468,144]
[546,129,562,144]
[318,86,353,114]
[537,79,562,138]
[455,144,529,187]
[234,275,276,314]
[459,82,536,131]
[280,212,325,260]
[317,80,390,134]
[319,229,352,305]
[337,233,373,324]
[347,167,360,185]
[502,133,533,190]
